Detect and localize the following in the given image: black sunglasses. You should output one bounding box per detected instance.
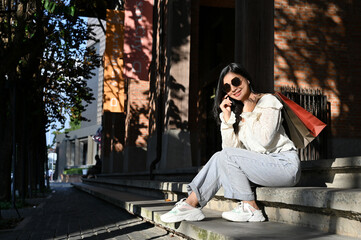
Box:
[223,77,241,93]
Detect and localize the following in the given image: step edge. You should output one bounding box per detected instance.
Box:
[72,183,358,240]
[80,180,361,214]
[72,183,234,240]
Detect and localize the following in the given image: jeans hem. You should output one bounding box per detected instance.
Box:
[187,183,208,208]
[224,193,255,201]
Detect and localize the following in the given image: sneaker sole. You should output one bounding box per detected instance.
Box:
[248,216,266,222]
[185,212,205,221]
[222,214,266,222]
[161,211,205,223]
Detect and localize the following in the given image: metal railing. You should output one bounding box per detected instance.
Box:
[280,87,330,161]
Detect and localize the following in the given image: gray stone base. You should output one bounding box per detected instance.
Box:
[123,146,147,172]
[159,129,192,170]
[265,207,361,238]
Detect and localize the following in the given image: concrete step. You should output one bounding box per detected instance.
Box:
[80,178,361,238]
[72,182,357,240]
[81,177,189,201]
[96,167,200,182]
[81,177,244,212]
[297,156,361,188]
[257,187,361,238]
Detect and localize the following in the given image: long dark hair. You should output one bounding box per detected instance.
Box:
[212,63,257,134]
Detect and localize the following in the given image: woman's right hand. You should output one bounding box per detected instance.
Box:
[220,95,232,122]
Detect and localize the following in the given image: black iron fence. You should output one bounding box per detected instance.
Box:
[280,87,331,161]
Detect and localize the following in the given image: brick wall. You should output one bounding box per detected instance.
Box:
[274,0,361,138]
[125,79,150,147]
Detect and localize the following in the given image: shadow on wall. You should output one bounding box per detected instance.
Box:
[162,0,191,132]
[148,0,192,136]
[165,75,188,131]
[168,0,191,63]
[127,101,150,147]
[274,0,361,141]
[123,0,153,81]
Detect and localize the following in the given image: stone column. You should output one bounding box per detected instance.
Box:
[158,0,192,170]
[101,112,125,173]
[86,136,95,165]
[55,141,67,181]
[74,139,81,166]
[123,79,149,172]
[66,140,72,167]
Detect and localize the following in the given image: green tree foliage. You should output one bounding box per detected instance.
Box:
[42,12,100,129]
[0,0,101,201]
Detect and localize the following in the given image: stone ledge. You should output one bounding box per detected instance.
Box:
[97,167,200,178]
[256,187,361,215]
[82,179,361,215]
[83,179,360,207]
[82,178,190,193]
[265,206,361,238]
[301,157,361,170]
[81,178,238,211]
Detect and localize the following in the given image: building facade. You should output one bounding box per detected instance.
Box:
[114,0,361,175]
[57,0,361,178]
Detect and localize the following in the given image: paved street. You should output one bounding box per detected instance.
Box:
[0,183,182,240]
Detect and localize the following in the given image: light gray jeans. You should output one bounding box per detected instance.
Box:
[187,148,301,207]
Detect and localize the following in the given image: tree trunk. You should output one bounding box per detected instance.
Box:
[0,80,13,201]
[0,79,12,218]
[0,124,12,201]
[15,91,29,200]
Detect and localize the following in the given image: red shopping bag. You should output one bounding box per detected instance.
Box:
[275,92,327,148]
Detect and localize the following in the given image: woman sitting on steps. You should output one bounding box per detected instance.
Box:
[160,63,301,223]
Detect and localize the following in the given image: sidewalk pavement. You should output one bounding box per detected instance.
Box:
[0,183,183,240]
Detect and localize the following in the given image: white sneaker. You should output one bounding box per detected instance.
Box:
[160,198,205,223]
[222,202,266,222]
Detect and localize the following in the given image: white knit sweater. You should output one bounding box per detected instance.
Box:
[220,94,296,154]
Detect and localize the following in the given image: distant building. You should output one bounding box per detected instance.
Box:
[54,18,105,180]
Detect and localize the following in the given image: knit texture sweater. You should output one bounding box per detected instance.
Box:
[220,94,296,154]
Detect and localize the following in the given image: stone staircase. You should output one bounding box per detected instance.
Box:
[297,157,361,188]
[73,156,361,239]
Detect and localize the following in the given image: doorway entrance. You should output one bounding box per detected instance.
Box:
[192,2,235,166]
[189,0,274,166]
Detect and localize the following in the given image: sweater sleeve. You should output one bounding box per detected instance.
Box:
[219,112,245,149]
